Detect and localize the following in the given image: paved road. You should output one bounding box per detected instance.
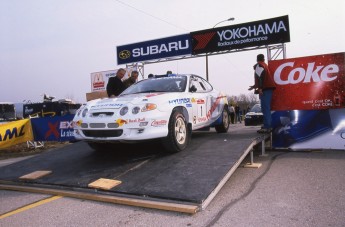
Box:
[1,126,344,226]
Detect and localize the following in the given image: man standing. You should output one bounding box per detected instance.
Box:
[235,104,241,123]
[249,54,276,133]
[106,68,126,97]
[123,70,139,88]
[228,104,235,124]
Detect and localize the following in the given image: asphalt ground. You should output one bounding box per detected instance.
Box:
[0,124,344,226]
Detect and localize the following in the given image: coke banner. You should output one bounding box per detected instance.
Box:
[272,109,345,150]
[270,52,345,111]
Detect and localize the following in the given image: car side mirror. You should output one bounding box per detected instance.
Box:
[189,85,197,92]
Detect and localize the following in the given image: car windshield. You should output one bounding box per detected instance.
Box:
[250,104,262,113]
[121,75,187,95]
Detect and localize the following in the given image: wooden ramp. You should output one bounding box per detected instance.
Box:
[0,125,270,213]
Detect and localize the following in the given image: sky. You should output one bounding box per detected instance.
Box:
[1,0,344,104]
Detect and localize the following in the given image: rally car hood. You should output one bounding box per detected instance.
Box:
[87,92,173,110]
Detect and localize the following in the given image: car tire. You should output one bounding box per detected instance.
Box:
[215,107,230,133]
[162,110,190,152]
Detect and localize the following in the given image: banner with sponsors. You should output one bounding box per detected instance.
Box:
[116,34,191,65]
[30,115,75,142]
[270,52,345,111]
[91,70,117,92]
[272,109,345,150]
[191,15,290,55]
[91,70,116,91]
[0,119,34,149]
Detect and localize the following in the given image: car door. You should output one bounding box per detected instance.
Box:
[189,76,212,128]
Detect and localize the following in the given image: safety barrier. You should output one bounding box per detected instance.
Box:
[0,115,75,150]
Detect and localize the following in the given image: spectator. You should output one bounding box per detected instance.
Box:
[249,54,276,133]
[123,70,139,88]
[229,104,235,124]
[106,68,126,97]
[235,104,242,123]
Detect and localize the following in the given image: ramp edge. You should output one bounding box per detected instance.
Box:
[201,134,270,209]
[0,183,199,214]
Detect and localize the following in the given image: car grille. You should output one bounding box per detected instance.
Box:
[91,112,114,117]
[89,123,106,128]
[82,130,123,137]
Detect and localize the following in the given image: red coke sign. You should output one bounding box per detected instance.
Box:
[269,52,345,111]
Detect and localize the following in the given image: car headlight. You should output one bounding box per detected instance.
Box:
[120,106,129,116]
[132,106,140,114]
[142,103,157,112]
[82,108,88,117]
[76,104,86,117]
[245,115,251,119]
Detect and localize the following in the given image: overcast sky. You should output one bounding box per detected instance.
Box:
[1,0,344,103]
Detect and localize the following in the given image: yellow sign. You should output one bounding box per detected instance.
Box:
[0,119,34,150]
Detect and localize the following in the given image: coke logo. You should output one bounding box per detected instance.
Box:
[274,62,339,85]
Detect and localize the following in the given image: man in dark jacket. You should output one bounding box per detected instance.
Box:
[249,54,276,133]
[106,68,126,97]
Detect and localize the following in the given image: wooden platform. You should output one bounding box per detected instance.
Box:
[0,125,269,213]
[88,178,122,190]
[19,170,52,180]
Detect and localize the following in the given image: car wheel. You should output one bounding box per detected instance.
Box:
[215,107,230,133]
[162,110,190,152]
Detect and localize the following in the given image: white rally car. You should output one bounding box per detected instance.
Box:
[73,74,230,152]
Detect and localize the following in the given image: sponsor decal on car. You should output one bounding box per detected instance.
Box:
[198,116,208,122]
[116,119,127,126]
[168,98,191,105]
[196,99,205,104]
[145,93,163,98]
[127,118,146,123]
[206,95,226,119]
[75,120,82,127]
[91,103,123,109]
[151,120,167,127]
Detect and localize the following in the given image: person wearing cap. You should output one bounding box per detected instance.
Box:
[249,54,276,133]
[123,70,139,88]
[106,68,126,97]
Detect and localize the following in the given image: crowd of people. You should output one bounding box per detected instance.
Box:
[228,104,251,124]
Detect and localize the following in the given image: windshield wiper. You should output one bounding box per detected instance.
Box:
[141,90,165,93]
[122,90,164,95]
